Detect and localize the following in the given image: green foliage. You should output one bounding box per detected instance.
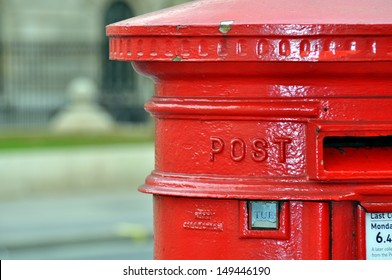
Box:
[0,129,154,151]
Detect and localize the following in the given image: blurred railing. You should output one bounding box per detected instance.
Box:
[0,41,148,129]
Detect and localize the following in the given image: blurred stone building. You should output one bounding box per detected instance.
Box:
[0,0,189,128]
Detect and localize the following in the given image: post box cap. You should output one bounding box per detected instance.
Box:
[107,0,392,62]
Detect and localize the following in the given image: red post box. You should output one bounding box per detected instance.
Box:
[107,0,392,259]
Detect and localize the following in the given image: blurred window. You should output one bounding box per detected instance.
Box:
[102,1,135,95]
[101,2,148,123]
[0,32,2,95]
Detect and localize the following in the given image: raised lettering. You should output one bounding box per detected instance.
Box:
[210,136,224,161]
[183,221,224,231]
[273,138,292,163]
[230,138,246,162]
[209,136,293,164]
[251,138,268,162]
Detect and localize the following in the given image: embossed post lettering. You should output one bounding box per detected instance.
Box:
[210,136,225,161]
[252,138,268,162]
[210,136,292,163]
[273,138,292,163]
[231,138,246,161]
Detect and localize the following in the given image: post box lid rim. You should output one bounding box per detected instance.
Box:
[106,0,392,37]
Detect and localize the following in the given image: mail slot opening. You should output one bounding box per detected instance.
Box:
[323,136,392,172]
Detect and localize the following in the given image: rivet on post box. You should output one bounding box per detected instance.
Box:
[106,0,392,259]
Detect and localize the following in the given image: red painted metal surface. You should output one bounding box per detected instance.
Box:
[154,197,330,259]
[107,0,392,259]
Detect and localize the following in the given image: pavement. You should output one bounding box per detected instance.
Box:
[0,143,155,199]
[0,143,156,260]
[0,189,154,260]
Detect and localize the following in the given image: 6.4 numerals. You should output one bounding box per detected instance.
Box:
[376,232,392,243]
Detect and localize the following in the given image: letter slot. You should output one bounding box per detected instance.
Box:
[323,136,392,173]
